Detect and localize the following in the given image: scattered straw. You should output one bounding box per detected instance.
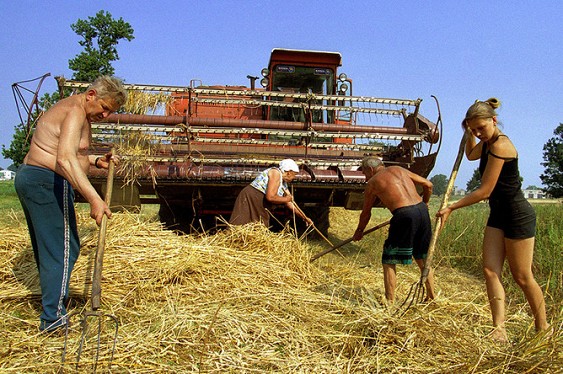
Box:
[124,91,173,115]
[0,211,560,373]
[115,130,161,186]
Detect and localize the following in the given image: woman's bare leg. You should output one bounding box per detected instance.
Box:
[482,227,508,342]
[505,236,549,331]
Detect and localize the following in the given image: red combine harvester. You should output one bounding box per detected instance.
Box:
[55,48,442,234]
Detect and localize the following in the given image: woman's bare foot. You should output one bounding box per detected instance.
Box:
[489,326,508,343]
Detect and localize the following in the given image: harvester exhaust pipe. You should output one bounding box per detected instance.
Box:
[247,75,259,90]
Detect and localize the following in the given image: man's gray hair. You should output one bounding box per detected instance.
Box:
[87,75,127,107]
[361,157,383,170]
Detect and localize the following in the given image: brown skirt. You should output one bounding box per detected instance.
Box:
[229,185,272,226]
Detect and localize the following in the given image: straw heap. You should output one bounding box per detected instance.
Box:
[0,210,560,373]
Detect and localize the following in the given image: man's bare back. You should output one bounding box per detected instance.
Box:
[368,166,425,212]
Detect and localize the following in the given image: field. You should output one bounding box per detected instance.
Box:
[0,180,561,373]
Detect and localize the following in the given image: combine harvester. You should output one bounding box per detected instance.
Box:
[54,48,442,234]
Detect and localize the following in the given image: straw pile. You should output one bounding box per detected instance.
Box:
[0,210,560,373]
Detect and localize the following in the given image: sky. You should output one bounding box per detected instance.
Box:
[1,1,562,188]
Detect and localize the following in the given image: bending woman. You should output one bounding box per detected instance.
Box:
[229,159,312,227]
[437,98,548,342]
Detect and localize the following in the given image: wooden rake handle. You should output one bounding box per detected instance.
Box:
[283,187,334,247]
[421,132,468,282]
[310,220,391,262]
[91,149,116,310]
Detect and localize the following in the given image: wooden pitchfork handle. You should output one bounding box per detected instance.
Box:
[91,149,116,311]
[420,132,468,283]
[310,220,391,262]
[283,188,334,247]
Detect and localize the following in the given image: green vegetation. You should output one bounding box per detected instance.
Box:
[0,180,20,214]
[434,198,562,303]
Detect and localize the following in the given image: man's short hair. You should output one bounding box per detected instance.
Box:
[87,76,127,107]
[361,157,383,170]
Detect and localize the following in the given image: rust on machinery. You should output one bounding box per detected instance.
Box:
[47,48,442,235]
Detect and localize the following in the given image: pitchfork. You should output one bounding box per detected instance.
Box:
[283,187,334,247]
[310,220,391,262]
[397,132,468,315]
[62,151,119,372]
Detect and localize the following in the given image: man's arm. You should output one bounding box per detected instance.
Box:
[55,110,109,225]
[353,180,378,240]
[408,171,433,204]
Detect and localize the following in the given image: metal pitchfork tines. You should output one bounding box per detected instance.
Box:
[396,132,468,316]
[62,150,119,372]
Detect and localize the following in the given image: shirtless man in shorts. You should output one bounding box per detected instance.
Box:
[353,156,435,304]
[14,76,127,332]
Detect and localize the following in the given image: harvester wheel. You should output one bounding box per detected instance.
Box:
[301,205,330,239]
[158,203,194,234]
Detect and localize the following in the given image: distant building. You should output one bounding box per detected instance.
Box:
[0,170,15,180]
[522,189,548,199]
[453,186,466,196]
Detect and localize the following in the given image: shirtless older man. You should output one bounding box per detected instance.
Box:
[353,156,435,304]
[14,76,126,332]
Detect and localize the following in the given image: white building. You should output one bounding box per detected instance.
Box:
[522,189,548,199]
[0,170,15,180]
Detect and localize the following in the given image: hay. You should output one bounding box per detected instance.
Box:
[115,131,161,186]
[0,210,561,373]
[124,91,173,115]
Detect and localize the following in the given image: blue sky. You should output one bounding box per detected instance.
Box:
[1,1,561,188]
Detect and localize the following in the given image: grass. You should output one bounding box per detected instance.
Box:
[433,197,562,303]
[0,180,20,214]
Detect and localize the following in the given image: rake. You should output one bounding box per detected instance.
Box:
[310,220,391,262]
[397,132,468,314]
[283,187,334,247]
[62,151,119,372]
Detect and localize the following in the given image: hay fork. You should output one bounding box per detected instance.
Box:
[310,220,391,262]
[62,150,119,372]
[397,133,468,315]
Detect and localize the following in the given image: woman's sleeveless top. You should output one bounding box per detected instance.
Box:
[251,168,288,196]
[479,134,522,200]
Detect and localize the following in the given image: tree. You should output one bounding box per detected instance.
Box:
[430,174,448,196]
[2,122,30,168]
[466,168,481,192]
[540,123,563,197]
[1,92,57,167]
[69,10,134,81]
[3,11,134,166]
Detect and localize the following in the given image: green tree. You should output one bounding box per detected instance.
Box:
[2,92,57,167]
[2,122,31,168]
[3,11,134,166]
[540,123,563,197]
[466,168,481,192]
[430,174,448,196]
[69,10,134,81]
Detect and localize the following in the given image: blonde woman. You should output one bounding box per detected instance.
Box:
[437,98,549,342]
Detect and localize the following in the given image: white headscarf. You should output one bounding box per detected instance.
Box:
[279,159,299,172]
